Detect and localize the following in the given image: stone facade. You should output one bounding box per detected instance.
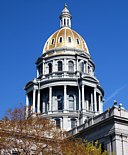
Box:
[69,105,128,155]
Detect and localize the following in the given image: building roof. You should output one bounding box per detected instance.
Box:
[43,27,89,54]
[42,4,90,55]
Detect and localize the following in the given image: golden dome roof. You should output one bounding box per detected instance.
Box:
[43,27,90,54]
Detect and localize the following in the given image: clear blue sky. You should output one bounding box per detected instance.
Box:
[0,0,128,118]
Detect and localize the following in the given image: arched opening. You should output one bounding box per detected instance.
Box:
[51,38,54,45]
[68,61,74,72]
[67,19,69,26]
[57,95,63,110]
[68,37,72,43]
[76,38,80,44]
[48,63,52,74]
[59,37,63,43]
[58,61,62,71]
[64,19,66,26]
[69,95,74,110]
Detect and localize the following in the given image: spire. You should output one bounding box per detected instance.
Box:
[59,4,72,28]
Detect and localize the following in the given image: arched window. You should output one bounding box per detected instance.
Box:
[61,19,63,26]
[51,39,54,45]
[48,63,52,73]
[57,95,63,110]
[68,37,72,43]
[58,61,62,71]
[76,38,80,44]
[69,95,74,110]
[59,37,63,43]
[67,19,69,26]
[68,61,74,72]
[81,62,84,72]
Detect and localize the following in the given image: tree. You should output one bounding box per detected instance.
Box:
[0,105,109,155]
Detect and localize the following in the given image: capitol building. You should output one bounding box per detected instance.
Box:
[25,4,104,131]
[25,4,128,155]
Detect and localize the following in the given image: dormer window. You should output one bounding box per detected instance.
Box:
[68,37,72,43]
[76,38,80,44]
[51,39,55,45]
[59,37,63,43]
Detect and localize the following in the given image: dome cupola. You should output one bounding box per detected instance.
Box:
[59,4,72,28]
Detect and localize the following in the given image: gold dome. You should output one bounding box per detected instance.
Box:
[43,27,90,55]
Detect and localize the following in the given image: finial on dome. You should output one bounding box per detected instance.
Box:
[59,4,72,28]
[64,3,67,8]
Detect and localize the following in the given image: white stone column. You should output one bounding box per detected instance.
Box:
[60,118,62,129]
[64,85,67,111]
[90,92,93,111]
[94,88,97,112]
[74,96,76,111]
[86,100,89,111]
[98,95,101,113]
[86,62,88,74]
[64,59,67,71]
[113,135,122,155]
[122,136,128,155]
[33,89,36,113]
[63,116,69,130]
[79,87,81,110]
[82,85,85,110]
[37,89,40,114]
[101,100,103,113]
[64,59,67,77]
[37,69,39,77]
[43,59,45,77]
[53,60,56,72]
[26,94,29,107]
[76,57,78,71]
[49,87,52,111]
[26,94,29,117]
